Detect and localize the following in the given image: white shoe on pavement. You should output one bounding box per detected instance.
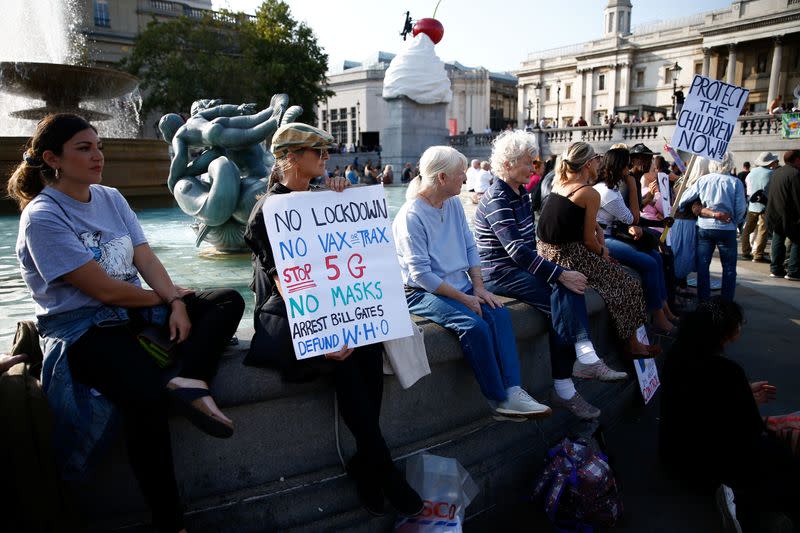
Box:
[573,360,629,382]
[495,386,552,419]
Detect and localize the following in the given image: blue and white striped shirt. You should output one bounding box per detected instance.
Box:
[475,179,564,284]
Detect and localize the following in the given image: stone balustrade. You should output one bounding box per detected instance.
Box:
[446,114,793,169]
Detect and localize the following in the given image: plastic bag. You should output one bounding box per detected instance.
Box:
[394,453,479,532]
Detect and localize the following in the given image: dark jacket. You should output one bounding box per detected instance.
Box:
[766,164,800,240]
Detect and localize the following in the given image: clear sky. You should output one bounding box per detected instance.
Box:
[212,0,733,73]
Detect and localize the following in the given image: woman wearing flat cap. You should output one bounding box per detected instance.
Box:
[243,122,423,518]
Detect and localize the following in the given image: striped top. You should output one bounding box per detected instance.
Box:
[475,179,564,284]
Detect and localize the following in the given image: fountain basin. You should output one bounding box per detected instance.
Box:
[0,62,139,121]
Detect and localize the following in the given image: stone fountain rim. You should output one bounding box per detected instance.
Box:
[0,61,139,100]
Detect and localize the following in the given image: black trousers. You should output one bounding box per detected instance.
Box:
[68,289,244,533]
[249,301,391,469]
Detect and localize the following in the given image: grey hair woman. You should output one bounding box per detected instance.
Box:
[394,145,552,420]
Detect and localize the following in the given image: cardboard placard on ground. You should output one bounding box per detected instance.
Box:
[262,185,413,359]
[670,74,749,162]
[634,328,660,404]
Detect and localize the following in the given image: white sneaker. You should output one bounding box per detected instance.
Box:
[495,386,552,419]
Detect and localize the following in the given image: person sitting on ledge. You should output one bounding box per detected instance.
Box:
[536,142,659,359]
[475,130,628,421]
[593,148,678,335]
[243,122,423,518]
[8,113,244,533]
[394,145,552,422]
[660,298,799,531]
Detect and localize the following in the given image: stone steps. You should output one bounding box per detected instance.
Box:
[77,290,643,531]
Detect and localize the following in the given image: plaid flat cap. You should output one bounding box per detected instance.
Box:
[271,122,335,159]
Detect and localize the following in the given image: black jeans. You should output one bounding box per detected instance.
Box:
[250,301,391,469]
[68,289,244,533]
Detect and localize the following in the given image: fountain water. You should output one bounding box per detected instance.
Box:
[0,0,143,138]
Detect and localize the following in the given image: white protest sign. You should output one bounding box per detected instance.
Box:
[670,74,749,162]
[634,328,660,404]
[263,185,413,359]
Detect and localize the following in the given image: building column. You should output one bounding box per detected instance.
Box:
[573,69,584,122]
[607,64,618,118]
[584,69,594,122]
[702,47,711,77]
[767,36,783,105]
[519,84,529,129]
[726,44,737,85]
[619,63,630,107]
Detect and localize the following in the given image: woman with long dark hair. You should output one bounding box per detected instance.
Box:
[9,114,245,532]
[593,148,678,334]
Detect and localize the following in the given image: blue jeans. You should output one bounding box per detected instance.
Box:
[697,228,738,301]
[771,231,800,277]
[406,288,521,402]
[485,268,585,380]
[606,236,667,312]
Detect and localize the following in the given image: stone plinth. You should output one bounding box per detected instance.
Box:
[382,96,449,168]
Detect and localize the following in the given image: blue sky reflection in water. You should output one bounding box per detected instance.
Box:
[0,185,476,347]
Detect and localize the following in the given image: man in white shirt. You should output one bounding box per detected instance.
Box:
[465,159,481,191]
[471,161,494,203]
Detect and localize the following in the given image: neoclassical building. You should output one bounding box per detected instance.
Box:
[516,0,800,127]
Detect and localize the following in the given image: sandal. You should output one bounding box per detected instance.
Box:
[651,325,678,337]
[167,384,234,439]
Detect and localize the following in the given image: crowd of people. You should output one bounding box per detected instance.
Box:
[4,113,799,532]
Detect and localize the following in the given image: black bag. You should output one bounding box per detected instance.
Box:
[749,189,767,205]
[610,222,660,252]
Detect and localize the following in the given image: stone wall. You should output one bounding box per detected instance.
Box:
[77,289,644,532]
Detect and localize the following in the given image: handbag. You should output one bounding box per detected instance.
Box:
[749,189,767,205]
[610,222,659,252]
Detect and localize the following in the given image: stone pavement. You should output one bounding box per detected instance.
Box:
[465,255,800,532]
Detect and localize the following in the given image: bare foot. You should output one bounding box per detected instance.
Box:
[167,378,233,426]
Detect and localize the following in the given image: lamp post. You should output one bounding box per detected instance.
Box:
[525,99,533,127]
[533,81,542,126]
[356,100,361,149]
[670,61,682,119]
[556,79,561,127]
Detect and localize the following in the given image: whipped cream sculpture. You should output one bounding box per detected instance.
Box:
[383,15,452,105]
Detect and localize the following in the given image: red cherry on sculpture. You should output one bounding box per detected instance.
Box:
[412,18,444,44]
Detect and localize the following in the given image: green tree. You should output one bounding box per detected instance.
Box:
[121,1,331,123]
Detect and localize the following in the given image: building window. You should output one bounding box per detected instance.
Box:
[598,74,605,91]
[545,86,551,101]
[565,84,572,100]
[636,70,645,88]
[756,53,767,74]
[694,61,703,75]
[322,110,328,127]
[94,0,110,27]
[618,12,625,32]
[607,13,613,33]
[330,109,338,121]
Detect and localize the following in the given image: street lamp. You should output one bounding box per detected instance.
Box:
[671,61,682,119]
[356,100,361,149]
[533,81,542,126]
[556,79,562,127]
[525,99,534,127]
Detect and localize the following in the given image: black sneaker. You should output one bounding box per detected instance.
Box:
[382,463,424,517]
[345,455,386,516]
[741,253,753,260]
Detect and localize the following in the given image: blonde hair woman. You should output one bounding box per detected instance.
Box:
[536,142,658,358]
[244,122,422,517]
[394,145,551,421]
